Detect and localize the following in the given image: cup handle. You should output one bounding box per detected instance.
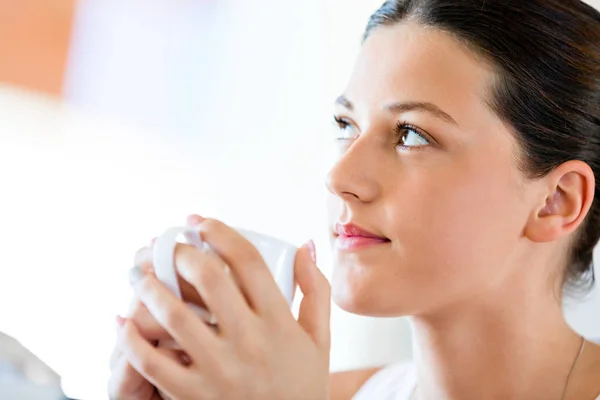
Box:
[152,226,217,325]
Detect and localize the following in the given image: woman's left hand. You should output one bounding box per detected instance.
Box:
[117,216,331,400]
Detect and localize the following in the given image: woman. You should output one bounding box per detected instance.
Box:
[108,0,600,399]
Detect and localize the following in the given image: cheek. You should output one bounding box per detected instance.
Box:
[393,151,527,287]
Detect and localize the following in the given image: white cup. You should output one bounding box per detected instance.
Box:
[152,225,298,325]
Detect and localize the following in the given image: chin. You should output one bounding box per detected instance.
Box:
[331,264,411,317]
[332,290,380,316]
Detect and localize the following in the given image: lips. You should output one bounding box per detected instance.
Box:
[334,223,390,250]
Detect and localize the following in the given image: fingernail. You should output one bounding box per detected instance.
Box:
[140,263,155,276]
[306,240,316,263]
[129,265,145,285]
[147,267,156,277]
[186,214,205,226]
[115,315,126,328]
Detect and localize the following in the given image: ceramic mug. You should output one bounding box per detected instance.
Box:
[152,225,297,328]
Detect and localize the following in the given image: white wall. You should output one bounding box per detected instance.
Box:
[64,0,331,398]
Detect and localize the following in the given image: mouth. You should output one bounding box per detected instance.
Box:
[333,222,391,251]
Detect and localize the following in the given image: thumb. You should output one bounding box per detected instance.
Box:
[296,240,331,349]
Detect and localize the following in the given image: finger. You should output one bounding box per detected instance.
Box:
[126,269,214,339]
[296,241,331,349]
[131,251,212,312]
[196,218,289,316]
[134,246,154,274]
[108,346,190,399]
[174,242,254,335]
[108,354,150,400]
[125,291,172,343]
[128,300,171,342]
[129,268,222,362]
[119,319,194,400]
[111,337,189,377]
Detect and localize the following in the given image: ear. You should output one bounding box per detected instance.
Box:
[524,160,595,243]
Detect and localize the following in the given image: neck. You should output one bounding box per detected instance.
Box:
[410,280,582,400]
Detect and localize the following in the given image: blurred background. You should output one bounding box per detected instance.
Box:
[0,0,599,399]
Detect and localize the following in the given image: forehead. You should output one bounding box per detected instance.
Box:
[345,22,496,127]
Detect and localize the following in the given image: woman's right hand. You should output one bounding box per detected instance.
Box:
[108,230,212,400]
[108,245,186,400]
[107,301,163,400]
[109,299,190,400]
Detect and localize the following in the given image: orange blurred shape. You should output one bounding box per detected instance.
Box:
[0,0,76,96]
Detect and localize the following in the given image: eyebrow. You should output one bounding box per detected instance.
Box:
[335,95,458,126]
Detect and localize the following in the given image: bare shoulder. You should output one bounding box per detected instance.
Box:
[585,340,600,378]
[587,341,600,398]
[329,367,382,400]
[569,340,600,400]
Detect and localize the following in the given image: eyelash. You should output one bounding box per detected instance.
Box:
[393,121,430,151]
[333,116,351,132]
[333,116,431,150]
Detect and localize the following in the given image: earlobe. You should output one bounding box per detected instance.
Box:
[524,161,594,243]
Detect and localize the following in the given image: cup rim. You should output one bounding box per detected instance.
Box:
[187,225,297,250]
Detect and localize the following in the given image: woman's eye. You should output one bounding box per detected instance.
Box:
[396,123,430,149]
[333,116,359,140]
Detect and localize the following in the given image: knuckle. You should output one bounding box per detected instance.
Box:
[191,259,220,287]
[163,305,188,332]
[231,241,263,268]
[240,246,263,266]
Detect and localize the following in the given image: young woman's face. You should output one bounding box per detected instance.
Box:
[326,22,537,317]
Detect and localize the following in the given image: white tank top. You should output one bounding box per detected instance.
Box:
[352,363,600,400]
[352,363,416,400]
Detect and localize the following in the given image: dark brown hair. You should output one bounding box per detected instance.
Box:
[365,0,600,293]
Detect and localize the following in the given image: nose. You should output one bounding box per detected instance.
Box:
[326,138,381,203]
